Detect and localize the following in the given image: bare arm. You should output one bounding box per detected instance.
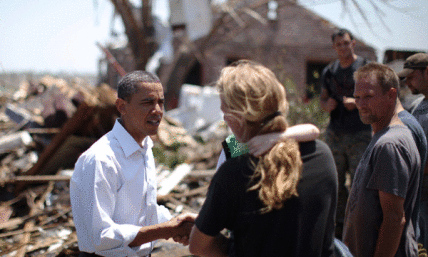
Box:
[189,225,229,257]
[374,191,405,257]
[285,124,320,142]
[247,124,320,157]
[129,213,197,247]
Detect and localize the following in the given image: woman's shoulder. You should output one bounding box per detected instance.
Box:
[215,155,255,183]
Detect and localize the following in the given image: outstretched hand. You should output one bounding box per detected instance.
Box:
[171,213,197,246]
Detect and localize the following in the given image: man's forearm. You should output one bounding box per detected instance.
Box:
[129,221,176,247]
[285,124,320,142]
[374,214,405,257]
[129,214,195,247]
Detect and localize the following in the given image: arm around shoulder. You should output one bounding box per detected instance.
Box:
[247,123,319,157]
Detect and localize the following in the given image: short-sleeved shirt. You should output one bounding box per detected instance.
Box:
[196,140,337,257]
[321,57,371,133]
[342,125,421,257]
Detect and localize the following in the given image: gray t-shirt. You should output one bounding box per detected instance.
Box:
[342,125,421,257]
[412,98,428,133]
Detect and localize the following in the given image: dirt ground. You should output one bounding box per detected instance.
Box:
[151,239,194,257]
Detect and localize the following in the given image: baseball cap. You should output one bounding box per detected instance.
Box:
[397,53,428,78]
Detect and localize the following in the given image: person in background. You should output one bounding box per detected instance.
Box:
[343,63,421,256]
[70,71,196,257]
[189,60,338,257]
[319,28,372,237]
[398,53,428,249]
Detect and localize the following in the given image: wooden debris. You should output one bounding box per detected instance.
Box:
[14,102,95,195]
[1,175,71,184]
[0,131,33,155]
[158,163,193,196]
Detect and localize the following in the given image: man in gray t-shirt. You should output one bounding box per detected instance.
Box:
[343,63,421,256]
[398,53,428,248]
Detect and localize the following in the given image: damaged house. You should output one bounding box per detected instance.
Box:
[98,0,376,110]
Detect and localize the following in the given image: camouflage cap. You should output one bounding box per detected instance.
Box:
[397,53,428,78]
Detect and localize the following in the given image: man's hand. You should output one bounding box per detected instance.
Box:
[320,88,338,113]
[343,96,357,111]
[325,98,338,112]
[171,213,197,246]
[173,221,194,245]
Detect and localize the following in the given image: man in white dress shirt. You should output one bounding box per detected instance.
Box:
[70,71,196,257]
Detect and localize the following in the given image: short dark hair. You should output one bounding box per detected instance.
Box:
[117,71,161,102]
[331,28,354,42]
[354,62,399,93]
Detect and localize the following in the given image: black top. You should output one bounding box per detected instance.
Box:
[196,140,338,257]
[321,56,371,133]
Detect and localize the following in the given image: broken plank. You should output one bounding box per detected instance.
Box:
[2,175,71,184]
[187,169,216,179]
[26,128,61,134]
[157,163,193,196]
[157,184,209,202]
[0,223,57,239]
[163,196,199,214]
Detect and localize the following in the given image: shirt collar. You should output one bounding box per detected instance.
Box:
[112,119,153,157]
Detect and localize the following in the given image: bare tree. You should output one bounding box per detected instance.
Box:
[108,0,156,70]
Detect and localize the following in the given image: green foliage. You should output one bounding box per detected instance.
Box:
[419,243,427,257]
[152,144,187,170]
[282,77,329,136]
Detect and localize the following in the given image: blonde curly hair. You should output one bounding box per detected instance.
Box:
[217,60,302,213]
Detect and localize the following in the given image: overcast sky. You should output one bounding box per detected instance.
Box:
[0,0,427,74]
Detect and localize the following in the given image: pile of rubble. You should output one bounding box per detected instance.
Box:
[0,77,229,256]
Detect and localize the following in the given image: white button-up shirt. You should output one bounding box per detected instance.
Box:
[70,119,172,256]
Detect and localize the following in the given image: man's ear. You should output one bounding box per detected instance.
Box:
[424,67,428,78]
[388,87,398,101]
[116,98,127,116]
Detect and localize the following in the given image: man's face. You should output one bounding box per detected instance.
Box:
[406,68,427,95]
[333,33,355,59]
[117,82,164,142]
[354,77,393,130]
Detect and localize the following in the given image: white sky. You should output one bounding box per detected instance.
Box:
[0,0,427,74]
[299,0,428,60]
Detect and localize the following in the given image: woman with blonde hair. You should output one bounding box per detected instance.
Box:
[189,60,338,256]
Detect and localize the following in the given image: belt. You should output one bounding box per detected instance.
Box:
[79,252,151,257]
[79,253,102,257]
